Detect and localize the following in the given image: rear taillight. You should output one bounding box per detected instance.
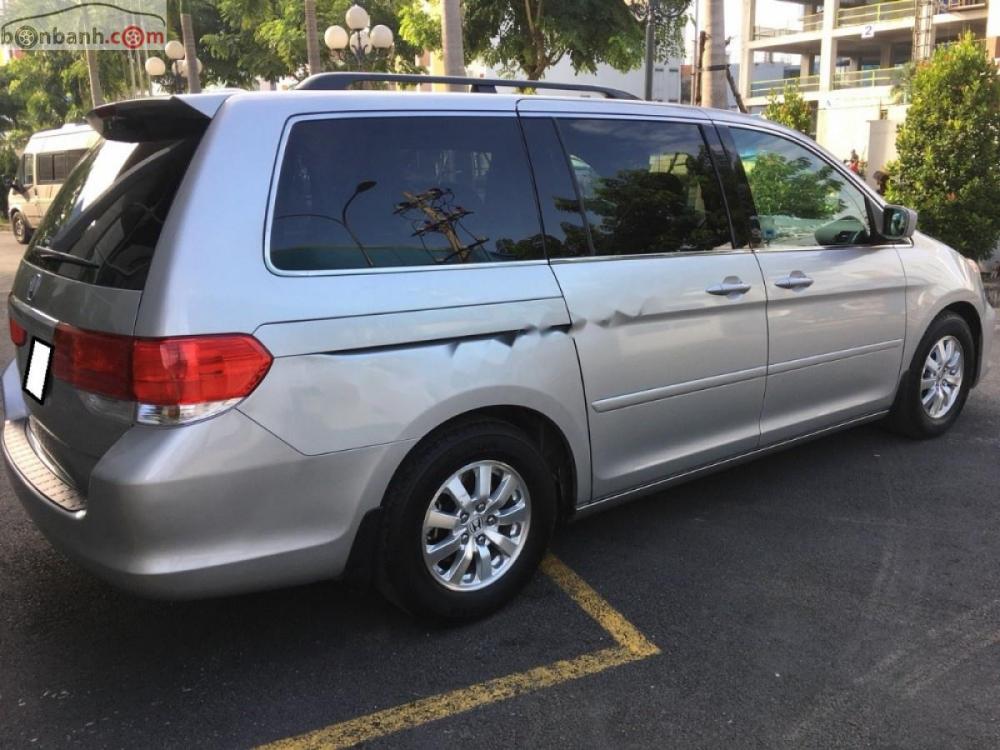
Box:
[52,324,272,425]
[53,326,132,400]
[9,318,27,347]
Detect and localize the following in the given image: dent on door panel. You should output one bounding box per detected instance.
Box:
[237,293,593,503]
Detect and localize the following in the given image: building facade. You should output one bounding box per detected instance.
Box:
[739,0,1000,182]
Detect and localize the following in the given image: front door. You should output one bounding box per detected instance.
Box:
[18,153,40,224]
[521,113,768,500]
[721,125,907,444]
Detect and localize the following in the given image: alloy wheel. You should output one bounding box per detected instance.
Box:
[920,334,964,419]
[12,214,26,243]
[421,460,531,592]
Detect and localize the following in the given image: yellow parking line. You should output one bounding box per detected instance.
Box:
[257,555,660,750]
[540,555,660,658]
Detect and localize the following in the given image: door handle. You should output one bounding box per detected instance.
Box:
[706,277,752,297]
[774,271,814,290]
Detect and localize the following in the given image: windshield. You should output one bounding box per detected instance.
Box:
[25,135,200,290]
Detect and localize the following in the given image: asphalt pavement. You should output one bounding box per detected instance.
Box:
[1,229,998,749]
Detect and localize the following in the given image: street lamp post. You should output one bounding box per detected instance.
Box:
[145,41,202,94]
[324,4,394,71]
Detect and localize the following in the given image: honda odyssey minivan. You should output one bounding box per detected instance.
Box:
[2,75,994,620]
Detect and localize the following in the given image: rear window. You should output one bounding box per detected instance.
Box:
[25,136,200,290]
[269,116,544,271]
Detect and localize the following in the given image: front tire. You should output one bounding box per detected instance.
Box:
[11,212,31,245]
[886,312,975,438]
[378,419,557,621]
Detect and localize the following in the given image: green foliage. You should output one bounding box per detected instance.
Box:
[200,0,429,83]
[398,0,440,52]
[886,34,1000,260]
[746,153,843,220]
[0,50,137,144]
[463,0,689,81]
[762,82,812,134]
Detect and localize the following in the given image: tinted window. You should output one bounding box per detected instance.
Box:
[22,154,34,186]
[520,118,591,258]
[554,119,732,256]
[37,154,55,183]
[729,127,870,248]
[26,137,200,290]
[270,117,544,271]
[51,151,85,181]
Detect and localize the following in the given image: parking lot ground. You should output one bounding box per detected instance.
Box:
[1,230,999,749]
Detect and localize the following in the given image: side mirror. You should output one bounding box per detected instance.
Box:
[879,204,917,240]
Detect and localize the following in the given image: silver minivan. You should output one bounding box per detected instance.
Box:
[2,76,994,620]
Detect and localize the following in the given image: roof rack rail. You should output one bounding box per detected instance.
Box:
[295,72,639,100]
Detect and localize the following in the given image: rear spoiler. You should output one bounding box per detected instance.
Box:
[86,92,237,142]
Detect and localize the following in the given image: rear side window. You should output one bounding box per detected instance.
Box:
[25,136,200,290]
[20,154,33,186]
[52,150,87,181]
[553,119,732,256]
[520,118,591,258]
[36,154,55,184]
[269,116,544,271]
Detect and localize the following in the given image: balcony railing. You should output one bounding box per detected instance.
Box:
[750,75,821,97]
[938,0,987,10]
[753,12,823,39]
[833,65,905,89]
[753,0,984,43]
[837,0,914,27]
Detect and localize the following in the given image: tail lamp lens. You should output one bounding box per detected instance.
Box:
[52,324,272,423]
[9,318,27,347]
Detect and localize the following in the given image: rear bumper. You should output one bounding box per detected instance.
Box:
[1,361,413,599]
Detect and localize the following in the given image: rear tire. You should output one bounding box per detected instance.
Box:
[11,212,31,245]
[378,419,556,621]
[886,312,974,439]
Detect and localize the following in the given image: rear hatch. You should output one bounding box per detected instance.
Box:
[7,96,221,492]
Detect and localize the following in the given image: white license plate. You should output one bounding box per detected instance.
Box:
[23,338,53,404]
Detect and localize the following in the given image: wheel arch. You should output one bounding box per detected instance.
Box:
[387,405,580,525]
[344,403,584,587]
[941,301,983,386]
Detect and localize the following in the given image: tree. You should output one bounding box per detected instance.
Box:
[0,51,134,144]
[463,0,688,81]
[304,0,321,75]
[886,34,1000,261]
[746,153,842,220]
[762,81,812,134]
[440,0,465,78]
[202,0,430,83]
[700,0,726,108]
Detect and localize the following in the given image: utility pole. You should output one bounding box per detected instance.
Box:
[304,0,321,75]
[690,0,700,104]
[85,49,104,107]
[699,0,727,108]
[180,11,200,93]
[644,0,658,100]
[441,0,466,89]
[81,3,103,107]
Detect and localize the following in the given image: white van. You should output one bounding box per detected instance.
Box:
[5,124,100,244]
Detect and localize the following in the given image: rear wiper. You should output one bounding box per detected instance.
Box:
[31,246,101,269]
